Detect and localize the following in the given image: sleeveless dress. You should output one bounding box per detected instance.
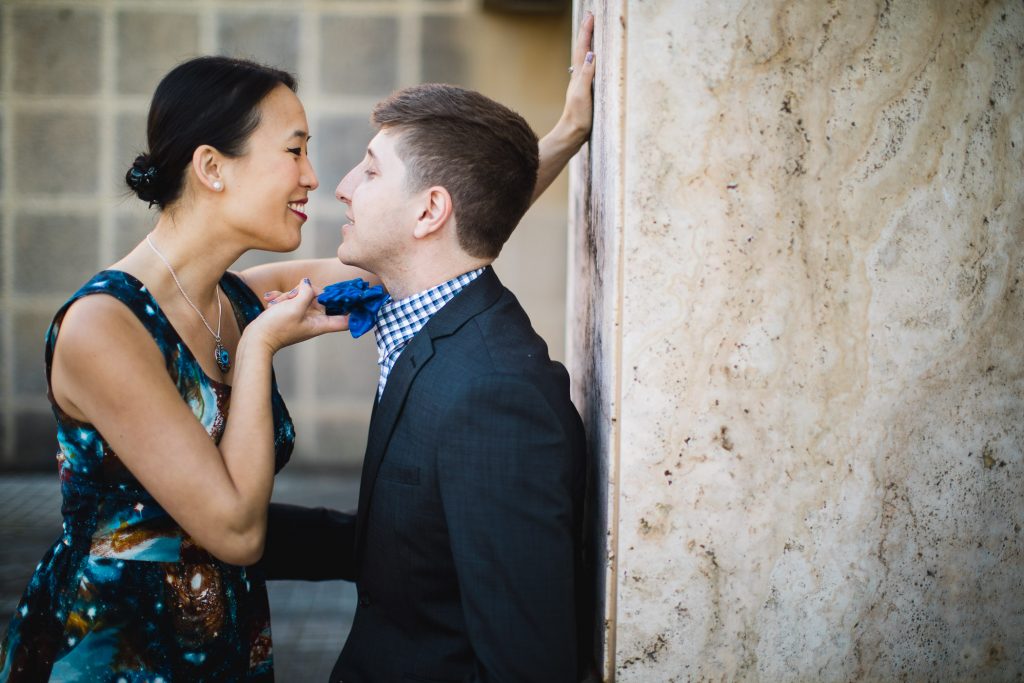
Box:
[0,270,295,682]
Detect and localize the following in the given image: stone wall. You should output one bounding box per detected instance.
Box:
[570,0,1024,679]
[0,0,573,469]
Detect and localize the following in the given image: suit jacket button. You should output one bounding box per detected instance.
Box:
[359,595,371,607]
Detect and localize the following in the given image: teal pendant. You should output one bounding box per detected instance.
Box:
[215,342,231,373]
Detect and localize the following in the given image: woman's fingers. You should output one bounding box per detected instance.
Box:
[571,50,596,92]
[572,11,595,67]
[264,289,289,306]
[264,285,301,307]
[294,280,349,334]
[254,279,353,353]
[561,12,596,140]
[265,279,348,338]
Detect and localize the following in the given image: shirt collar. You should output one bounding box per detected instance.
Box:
[374,267,486,365]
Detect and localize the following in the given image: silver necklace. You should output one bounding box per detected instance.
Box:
[145,234,231,373]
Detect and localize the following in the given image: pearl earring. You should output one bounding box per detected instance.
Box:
[212,181,223,191]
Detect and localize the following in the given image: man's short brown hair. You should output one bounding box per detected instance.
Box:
[371,84,539,259]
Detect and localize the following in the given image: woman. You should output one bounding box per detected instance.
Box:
[0,18,595,682]
[0,56,343,682]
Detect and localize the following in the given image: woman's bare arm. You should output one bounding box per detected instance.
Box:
[240,258,378,309]
[533,12,596,202]
[245,14,596,299]
[51,280,344,565]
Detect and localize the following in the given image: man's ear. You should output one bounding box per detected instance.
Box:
[413,186,453,240]
[191,145,226,193]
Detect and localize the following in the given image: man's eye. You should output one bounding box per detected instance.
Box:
[287,147,302,156]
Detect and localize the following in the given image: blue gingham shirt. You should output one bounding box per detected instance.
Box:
[374,268,485,399]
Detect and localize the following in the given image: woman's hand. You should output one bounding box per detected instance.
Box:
[559,11,597,147]
[249,278,349,352]
[532,12,596,203]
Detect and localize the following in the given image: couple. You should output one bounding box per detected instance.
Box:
[0,15,596,683]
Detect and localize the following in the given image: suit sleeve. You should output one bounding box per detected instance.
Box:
[437,374,579,682]
[256,503,358,581]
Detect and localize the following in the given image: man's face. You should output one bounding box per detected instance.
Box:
[334,128,418,274]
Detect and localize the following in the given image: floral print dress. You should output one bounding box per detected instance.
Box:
[0,270,294,682]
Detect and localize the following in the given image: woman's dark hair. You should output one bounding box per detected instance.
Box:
[126,56,297,209]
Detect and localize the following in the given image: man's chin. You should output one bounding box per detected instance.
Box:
[335,245,364,269]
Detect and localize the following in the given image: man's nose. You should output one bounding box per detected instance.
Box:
[335,167,358,203]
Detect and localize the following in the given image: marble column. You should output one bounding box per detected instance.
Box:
[568,1,1024,680]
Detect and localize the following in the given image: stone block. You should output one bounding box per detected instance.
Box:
[312,413,372,468]
[314,116,377,199]
[319,16,398,97]
[14,112,100,196]
[312,216,346,262]
[12,7,101,95]
[115,208,158,260]
[13,310,53,397]
[218,13,299,75]
[311,332,379,401]
[421,16,468,85]
[116,10,201,95]
[269,342,300,399]
[13,410,59,472]
[114,111,150,198]
[0,112,5,194]
[13,212,100,295]
[499,216,568,298]
[0,308,6,377]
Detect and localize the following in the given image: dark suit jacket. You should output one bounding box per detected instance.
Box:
[262,267,592,682]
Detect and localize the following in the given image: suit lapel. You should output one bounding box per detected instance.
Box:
[355,331,434,545]
[352,268,506,563]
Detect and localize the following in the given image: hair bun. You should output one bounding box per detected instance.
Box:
[125,154,161,205]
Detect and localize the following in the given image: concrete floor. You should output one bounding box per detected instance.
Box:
[0,470,359,682]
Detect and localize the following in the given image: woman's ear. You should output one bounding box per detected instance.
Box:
[192,145,226,193]
[413,186,454,240]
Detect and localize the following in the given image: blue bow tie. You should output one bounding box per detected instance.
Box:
[317,278,389,338]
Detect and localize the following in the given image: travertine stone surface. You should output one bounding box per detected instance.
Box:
[569,1,1024,680]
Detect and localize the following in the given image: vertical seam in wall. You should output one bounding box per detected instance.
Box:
[98,2,116,268]
[399,0,421,87]
[1,3,14,463]
[605,0,629,678]
[199,0,216,55]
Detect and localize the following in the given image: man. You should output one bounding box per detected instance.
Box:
[262,24,597,683]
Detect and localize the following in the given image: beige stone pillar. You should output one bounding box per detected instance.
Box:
[569,1,1024,680]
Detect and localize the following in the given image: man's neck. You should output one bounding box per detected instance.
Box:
[382,258,490,301]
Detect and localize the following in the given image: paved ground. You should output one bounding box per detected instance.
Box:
[0,470,359,682]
